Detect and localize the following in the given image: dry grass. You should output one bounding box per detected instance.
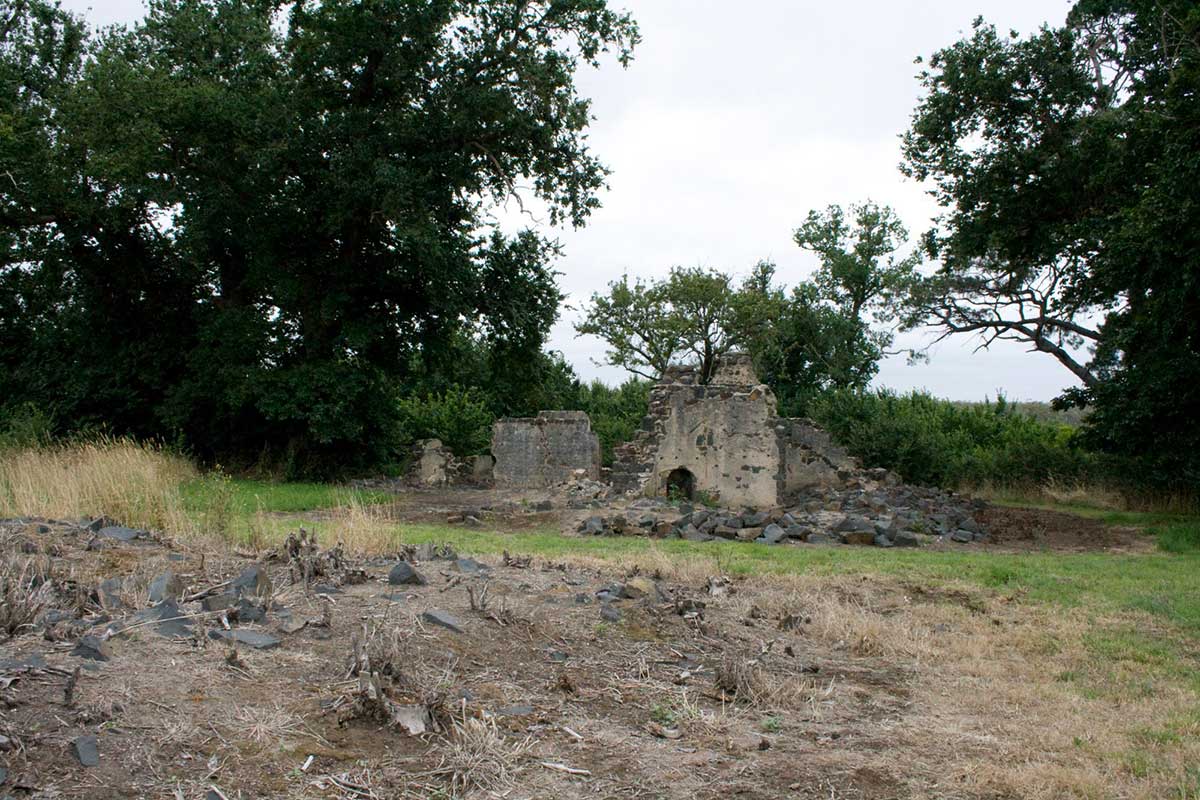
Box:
[0,438,197,533]
[0,552,53,639]
[433,715,532,797]
[326,495,403,555]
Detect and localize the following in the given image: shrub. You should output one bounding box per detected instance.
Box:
[808,389,1100,490]
[397,386,494,457]
[571,378,651,465]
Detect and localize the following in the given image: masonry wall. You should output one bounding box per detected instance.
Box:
[647,384,781,508]
[491,411,601,488]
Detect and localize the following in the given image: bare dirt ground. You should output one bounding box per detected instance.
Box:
[0,505,1180,800]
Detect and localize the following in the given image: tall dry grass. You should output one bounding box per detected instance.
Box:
[0,438,197,533]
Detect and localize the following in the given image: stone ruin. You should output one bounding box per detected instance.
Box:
[611,353,856,508]
[491,411,601,488]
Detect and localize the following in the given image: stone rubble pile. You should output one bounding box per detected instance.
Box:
[578,473,987,548]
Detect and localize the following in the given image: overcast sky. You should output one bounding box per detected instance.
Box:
[64,0,1079,400]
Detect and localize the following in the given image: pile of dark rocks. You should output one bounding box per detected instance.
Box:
[577,482,988,548]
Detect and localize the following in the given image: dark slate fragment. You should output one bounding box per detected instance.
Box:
[97,526,144,542]
[421,609,464,633]
[208,629,281,649]
[72,735,99,767]
[71,635,112,662]
[388,562,427,586]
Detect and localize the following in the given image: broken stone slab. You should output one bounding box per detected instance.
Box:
[388,562,427,586]
[619,577,657,600]
[421,609,464,633]
[127,599,194,638]
[712,525,739,540]
[840,530,877,546]
[873,534,894,548]
[893,530,921,547]
[950,529,974,543]
[72,735,99,767]
[231,564,272,599]
[147,571,183,604]
[757,524,787,545]
[208,629,281,649]
[201,592,237,612]
[805,532,840,545]
[452,557,489,575]
[71,635,112,662]
[579,516,605,535]
[97,526,146,543]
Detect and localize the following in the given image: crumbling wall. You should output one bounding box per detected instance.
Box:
[648,382,781,508]
[611,353,868,508]
[492,411,601,488]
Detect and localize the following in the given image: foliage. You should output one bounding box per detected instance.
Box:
[397,386,495,458]
[570,378,651,465]
[902,2,1200,490]
[0,402,55,449]
[577,266,743,382]
[793,201,918,325]
[1154,522,1200,555]
[0,0,637,477]
[809,389,1099,490]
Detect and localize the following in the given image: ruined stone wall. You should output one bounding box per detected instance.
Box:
[610,354,870,508]
[491,411,601,488]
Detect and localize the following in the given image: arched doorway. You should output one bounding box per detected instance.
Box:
[665,467,695,501]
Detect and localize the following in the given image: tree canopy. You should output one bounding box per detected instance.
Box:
[0,0,637,475]
[902,0,1200,488]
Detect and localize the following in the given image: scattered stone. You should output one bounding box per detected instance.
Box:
[600,605,622,623]
[951,529,974,543]
[97,526,144,543]
[72,735,99,767]
[496,704,535,717]
[201,593,236,611]
[579,516,605,535]
[757,524,787,544]
[128,599,194,638]
[805,532,839,545]
[893,530,921,548]
[71,635,112,662]
[231,564,272,599]
[534,500,553,512]
[453,557,488,575]
[619,576,657,600]
[873,534,894,548]
[147,571,183,604]
[421,609,464,633]
[388,562,427,586]
[208,629,281,650]
[840,530,877,546]
[234,598,267,623]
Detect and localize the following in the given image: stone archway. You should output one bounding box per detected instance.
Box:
[665,467,696,501]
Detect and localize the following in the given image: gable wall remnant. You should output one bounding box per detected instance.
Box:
[491,411,601,488]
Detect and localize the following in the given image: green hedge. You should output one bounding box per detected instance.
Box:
[808,389,1101,489]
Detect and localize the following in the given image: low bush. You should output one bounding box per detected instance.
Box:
[570,378,651,465]
[808,389,1101,491]
[396,386,494,457]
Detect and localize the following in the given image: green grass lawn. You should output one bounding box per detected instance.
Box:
[182,476,393,515]
[190,479,1200,645]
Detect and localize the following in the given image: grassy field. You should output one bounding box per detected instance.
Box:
[4,440,1200,796]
